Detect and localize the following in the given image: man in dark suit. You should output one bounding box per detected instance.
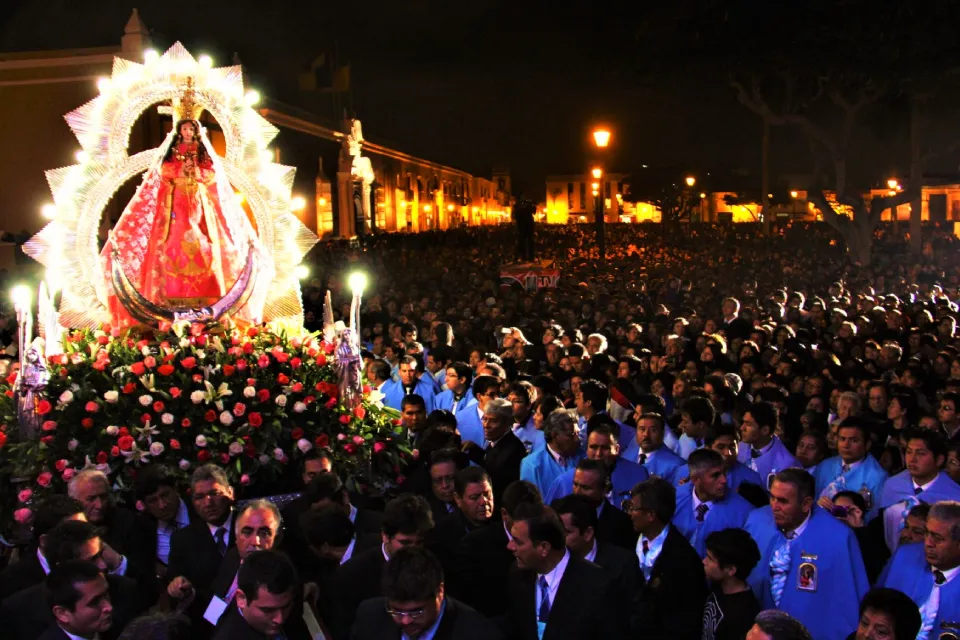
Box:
[429,467,494,575]
[166,464,237,624]
[571,458,637,550]
[133,464,192,600]
[424,448,460,522]
[335,494,434,633]
[213,551,300,640]
[351,546,502,639]
[39,560,115,640]
[462,397,527,505]
[552,494,642,600]
[451,480,543,617]
[68,469,153,581]
[0,520,147,640]
[505,503,627,639]
[0,495,85,601]
[720,297,752,342]
[628,476,707,639]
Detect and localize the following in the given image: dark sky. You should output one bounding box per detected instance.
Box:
[0,0,851,196]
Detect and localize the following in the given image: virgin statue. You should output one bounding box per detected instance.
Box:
[102,105,260,326]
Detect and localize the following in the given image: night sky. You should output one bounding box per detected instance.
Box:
[1,0,930,197]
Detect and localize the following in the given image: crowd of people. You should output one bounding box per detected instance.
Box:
[3,220,960,639]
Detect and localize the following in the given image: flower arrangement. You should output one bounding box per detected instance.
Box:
[0,321,408,535]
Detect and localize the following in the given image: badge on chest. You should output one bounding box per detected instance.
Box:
[797,553,818,592]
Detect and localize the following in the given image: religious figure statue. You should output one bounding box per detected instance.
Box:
[102,79,259,326]
[15,338,48,441]
[336,327,362,409]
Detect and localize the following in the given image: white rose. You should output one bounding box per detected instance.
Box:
[180,338,191,349]
[259,454,271,465]
[293,401,306,414]
[296,438,313,453]
[149,442,165,456]
[179,459,191,471]
[94,330,106,339]
[273,447,284,461]
[195,435,207,447]
[67,439,79,451]
[190,390,205,404]
[105,426,119,436]
[243,386,256,398]
[161,413,174,425]
[228,441,243,456]
[103,391,119,404]
[219,411,234,426]
[275,395,288,407]
[138,394,153,407]
[59,390,74,404]
[141,346,152,357]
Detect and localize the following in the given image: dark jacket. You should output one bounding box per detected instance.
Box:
[593,540,643,601]
[350,596,503,640]
[633,525,707,639]
[0,547,45,601]
[466,431,527,505]
[595,500,638,551]
[166,513,236,624]
[448,519,515,617]
[333,545,387,633]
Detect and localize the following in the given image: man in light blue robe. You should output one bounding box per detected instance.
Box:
[674,423,765,490]
[544,417,648,509]
[880,429,960,552]
[677,396,714,460]
[633,412,685,484]
[520,408,584,498]
[737,401,801,491]
[433,362,475,415]
[382,356,436,413]
[672,449,755,557]
[507,381,543,454]
[575,380,637,455]
[452,374,500,448]
[814,419,888,522]
[744,469,869,640]
[881,501,960,640]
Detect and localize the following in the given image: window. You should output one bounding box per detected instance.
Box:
[567,182,574,209]
[579,183,586,210]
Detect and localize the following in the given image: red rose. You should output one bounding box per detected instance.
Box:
[59,368,68,378]
[315,434,330,448]
[40,435,54,445]
[190,322,205,337]
[223,365,236,377]
[97,335,109,345]
[291,427,304,440]
[353,406,367,420]
[84,401,98,413]
[130,362,146,376]
[118,435,134,451]
[181,418,192,428]
[257,389,270,403]
[204,410,216,422]
[343,443,357,455]
[232,402,246,417]
[197,450,211,462]
[247,378,257,386]
[5,371,17,385]
[42,420,57,432]
[292,382,303,393]
[140,413,152,425]
[273,351,289,364]
[110,446,120,457]
[81,418,94,429]
[170,439,181,450]
[118,427,130,437]
[244,443,257,458]
[325,397,337,409]
[37,472,53,487]
[195,335,208,347]
[55,459,67,472]
[236,359,250,372]
[192,374,203,383]
[362,385,372,393]
[243,342,254,355]
[96,451,108,464]
[291,357,302,369]
[0,431,6,449]
[153,401,165,412]
[157,364,175,376]
[277,373,290,385]
[144,356,157,369]
[339,415,351,425]
[248,412,263,428]
[4,390,13,398]
[92,359,108,371]
[36,400,52,415]
[305,395,316,404]
[181,357,197,370]
[257,355,270,369]
[219,453,230,464]
[247,327,259,337]
[323,342,336,355]
[316,354,327,366]
[170,387,182,398]
[122,382,136,394]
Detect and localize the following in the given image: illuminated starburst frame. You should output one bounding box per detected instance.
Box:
[24,42,318,329]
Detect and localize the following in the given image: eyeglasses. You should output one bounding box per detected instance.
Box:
[385,605,426,619]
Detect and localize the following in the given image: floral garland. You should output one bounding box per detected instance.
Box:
[0,321,409,535]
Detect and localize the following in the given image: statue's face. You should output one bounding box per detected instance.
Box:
[179,122,196,140]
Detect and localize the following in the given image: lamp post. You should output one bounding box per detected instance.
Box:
[591,128,611,260]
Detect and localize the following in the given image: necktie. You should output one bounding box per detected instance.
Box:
[841,463,851,474]
[695,438,703,448]
[750,448,762,458]
[918,570,946,640]
[696,503,710,522]
[642,539,650,555]
[537,575,551,623]
[915,486,924,495]
[214,527,227,556]
[769,531,795,607]
[638,453,647,465]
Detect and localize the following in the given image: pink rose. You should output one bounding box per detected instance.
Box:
[62,468,76,482]
[13,508,32,524]
[240,474,251,485]
[352,435,364,445]
[17,488,33,503]
[136,500,145,512]
[36,472,53,487]
[373,442,386,454]
[144,355,157,368]
[232,402,247,417]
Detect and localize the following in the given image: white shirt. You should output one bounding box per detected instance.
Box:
[637,526,669,581]
[60,628,98,640]
[934,564,960,585]
[536,549,570,613]
[157,499,190,565]
[783,512,813,540]
[504,521,514,542]
[340,536,357,565]
[381,543,390,562]
[913,475,939,494]
[37,547,51,575]
[751,437,776,457]
[348,504,358,523]
[692,489,714,517]
[584,540,599,564]
[547,444,565,467]
[840,458,865,473]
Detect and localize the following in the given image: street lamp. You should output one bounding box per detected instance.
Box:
[887,178,899,190]
[790,190,798,199]
[592,129,611,148]
[685,176,696,187]
[591,129,611,259]
[591,168,603,179]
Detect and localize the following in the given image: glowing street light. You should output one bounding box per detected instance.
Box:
[447,204,455,212]
[348,271,368,296]
[591,168,603,179]
[592,129,611,148]
[290,195,306,211]
[887,178,899,190]
[591,182,600,190]
[699,193,706,199]
[11,285,30,313]
[318,197,327,207]
[790,190,799,199]
[423,204,432,212]
[685,176,696,187]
